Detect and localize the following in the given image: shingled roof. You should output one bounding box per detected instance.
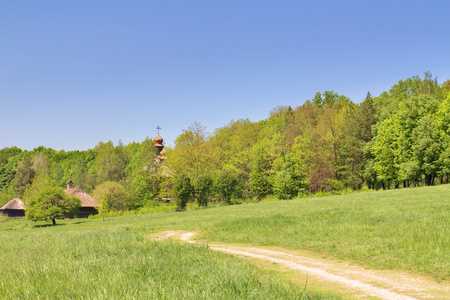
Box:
[1,198,25,210]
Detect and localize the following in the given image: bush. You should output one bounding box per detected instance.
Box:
[215,171,237,205]
[93,181,130,213]
[173,174,193,210]
[273,170,297,199]
[193,175,212,207]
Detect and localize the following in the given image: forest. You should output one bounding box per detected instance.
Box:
[1,72,450,211]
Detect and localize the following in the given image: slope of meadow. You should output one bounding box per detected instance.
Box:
[0,226,331,299]
[1,185,449,298]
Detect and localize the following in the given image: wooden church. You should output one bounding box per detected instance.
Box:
[64,180,100,218]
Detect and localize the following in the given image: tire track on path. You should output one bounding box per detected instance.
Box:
[155,231,450,300]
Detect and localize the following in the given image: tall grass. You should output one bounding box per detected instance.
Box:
[0,226,336,299]
[1,184,448,298]
[205,186,450,280]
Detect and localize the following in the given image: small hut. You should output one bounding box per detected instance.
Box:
[0,198,25,217]
[64,180,99,218]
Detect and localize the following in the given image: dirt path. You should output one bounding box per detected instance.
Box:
[154,231,450,300]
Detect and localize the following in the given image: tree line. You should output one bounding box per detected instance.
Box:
[167,72,450,201]
[1,72,450,212]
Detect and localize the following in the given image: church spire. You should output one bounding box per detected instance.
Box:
[153,126,165,158]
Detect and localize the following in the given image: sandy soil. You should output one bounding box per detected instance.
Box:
[153,231,450,300]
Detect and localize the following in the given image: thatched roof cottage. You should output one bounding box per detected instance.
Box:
[0,198,25,217]
[64,180,99,218]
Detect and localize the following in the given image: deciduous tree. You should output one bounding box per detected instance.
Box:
[193,174,212,207]
[173,174,193,210]
[26,186,80,225]
[93,181,130,212]
[215,171,237,204]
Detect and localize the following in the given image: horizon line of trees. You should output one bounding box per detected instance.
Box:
[167,72,450,201]
[2,72,450,211]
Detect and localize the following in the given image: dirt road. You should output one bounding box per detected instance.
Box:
[155,231,450,300]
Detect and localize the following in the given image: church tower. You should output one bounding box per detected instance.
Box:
[154,127,166,159]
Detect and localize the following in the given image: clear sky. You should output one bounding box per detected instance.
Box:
[1,1,450,151]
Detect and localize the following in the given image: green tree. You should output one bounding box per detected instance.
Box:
[249,159,269,200]
[193,174,212,207]
[215,171,237,204]
[123,138,162,207]
[173,174,193,210]
[273,153,302,199]
[291,104,345,192]
[15,156,35,195]
[128,170,160,208]
[273,170,296,199]
[371,117,400,188]
[310,90,350,108]
[411,116,441,185]
[435,93,450,180]
[168,122,211,179]
[94,140,127,183]
[93,181,130,212]
[26,186,80,225]
[209,119,263,194]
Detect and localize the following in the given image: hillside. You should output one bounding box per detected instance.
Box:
[1,185,449,298]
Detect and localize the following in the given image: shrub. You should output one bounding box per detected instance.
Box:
[173,174,193,210]
[193,174,212,207]
[273,170,297,199]
[93,181,130,213]
[215,171,237,205]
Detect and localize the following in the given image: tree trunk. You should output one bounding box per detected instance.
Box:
[52,218,56,225]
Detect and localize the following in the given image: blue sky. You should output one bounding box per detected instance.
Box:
[1,1,450,151]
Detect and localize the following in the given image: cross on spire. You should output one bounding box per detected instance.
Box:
[156,126,161,134]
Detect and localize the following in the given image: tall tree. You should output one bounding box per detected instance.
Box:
[193,174,212,207]
[172,174,193,210]
[15,156,35,195]
[215,171,237,205]
[94,140,127,183]
[168,121,211,179]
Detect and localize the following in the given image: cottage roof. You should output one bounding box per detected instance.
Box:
[64,188,99,208]
[1,198,25,210]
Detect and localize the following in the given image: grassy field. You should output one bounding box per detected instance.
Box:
[0,225,334,299]
[1,185,449,298]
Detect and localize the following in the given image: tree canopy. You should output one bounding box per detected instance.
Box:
[25,186,80,225]
[1,72,450,209]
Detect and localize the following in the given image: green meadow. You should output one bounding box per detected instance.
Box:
[1,185,449,298]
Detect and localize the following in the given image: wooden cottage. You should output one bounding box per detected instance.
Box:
[0,198,25,217]
[64,180,99,218]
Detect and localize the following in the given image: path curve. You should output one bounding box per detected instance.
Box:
[154,231,450,300]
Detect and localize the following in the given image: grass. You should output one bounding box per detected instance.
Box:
[0,223,336,299]
[207,190,450,280]
[1,184,449,297]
